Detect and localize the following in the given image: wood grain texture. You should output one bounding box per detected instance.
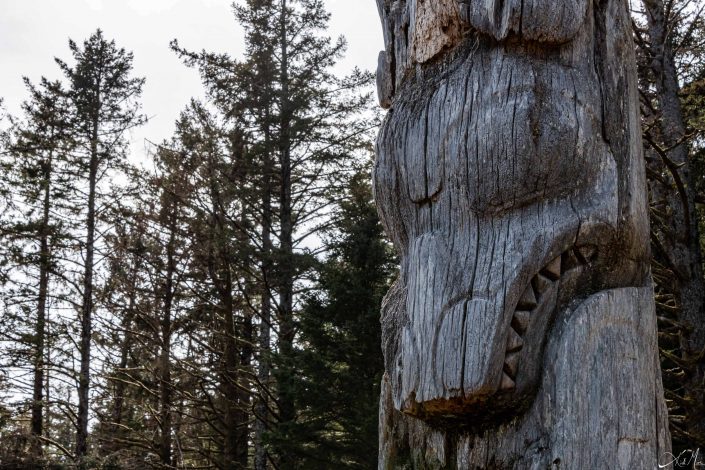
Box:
[379,288,672,469]
[373,0,669,467]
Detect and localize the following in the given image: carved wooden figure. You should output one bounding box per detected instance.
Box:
[373,0,671,468]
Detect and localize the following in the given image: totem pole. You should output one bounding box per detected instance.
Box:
[373,0,672,467]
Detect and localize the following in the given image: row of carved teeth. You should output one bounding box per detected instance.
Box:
[500,245,597,391]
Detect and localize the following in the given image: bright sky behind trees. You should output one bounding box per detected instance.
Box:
[0,0,383,160]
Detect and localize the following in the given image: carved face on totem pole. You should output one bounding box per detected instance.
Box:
[373,0,650,425]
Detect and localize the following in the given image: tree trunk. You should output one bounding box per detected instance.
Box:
[216,251,247,468]
[205,149,249,468]
[44,345,51,443]
[221,272,246,469]
[373,0,671,466]
[158,205,177,467]
[254,123,274,470]
[239,294,253,465]
[31,152,53,457]
[111,257,140,431]
[277,0,296,430]
[76,118,99,461]
[158,308,172,467]
[172,390,185,468]
[642,0,705,441]
[235,207,253,467]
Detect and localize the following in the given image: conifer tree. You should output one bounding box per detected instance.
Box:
[151,146,190,467]
[174,102,254,468]
[0,77,74,461]
[94,204,148,460]
[55,29,145,461]
[93,150,192,466]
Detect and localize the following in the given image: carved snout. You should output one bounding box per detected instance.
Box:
[396,231,601,424]
[394,222,559,417]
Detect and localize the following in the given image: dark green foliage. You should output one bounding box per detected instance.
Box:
[271,171,395,469]
[0,76,75,465]
[172,1,376,466]
[56,30,146,169]
[0,29,146,463]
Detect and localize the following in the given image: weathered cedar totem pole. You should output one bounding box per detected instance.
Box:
[373,0,672,468]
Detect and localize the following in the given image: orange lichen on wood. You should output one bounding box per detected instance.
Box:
[411,0,462,64]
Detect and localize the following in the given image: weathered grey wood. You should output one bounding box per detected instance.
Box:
[373,0,670,467]
[379,288,671,469]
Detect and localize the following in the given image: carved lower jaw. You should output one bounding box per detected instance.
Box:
[400,244,600,428]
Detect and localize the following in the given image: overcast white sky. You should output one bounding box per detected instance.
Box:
[0,0,383,161]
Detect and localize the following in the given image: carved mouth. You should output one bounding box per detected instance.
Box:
[500,245,598,391]
[401,244,599,426]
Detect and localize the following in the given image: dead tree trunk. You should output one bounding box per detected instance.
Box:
[641,0,705,443]
[373,0,671,467]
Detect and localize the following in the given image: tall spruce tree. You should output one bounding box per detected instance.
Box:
[150,146,191,468]
[55,29,145,461]
[0,77,74,462]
